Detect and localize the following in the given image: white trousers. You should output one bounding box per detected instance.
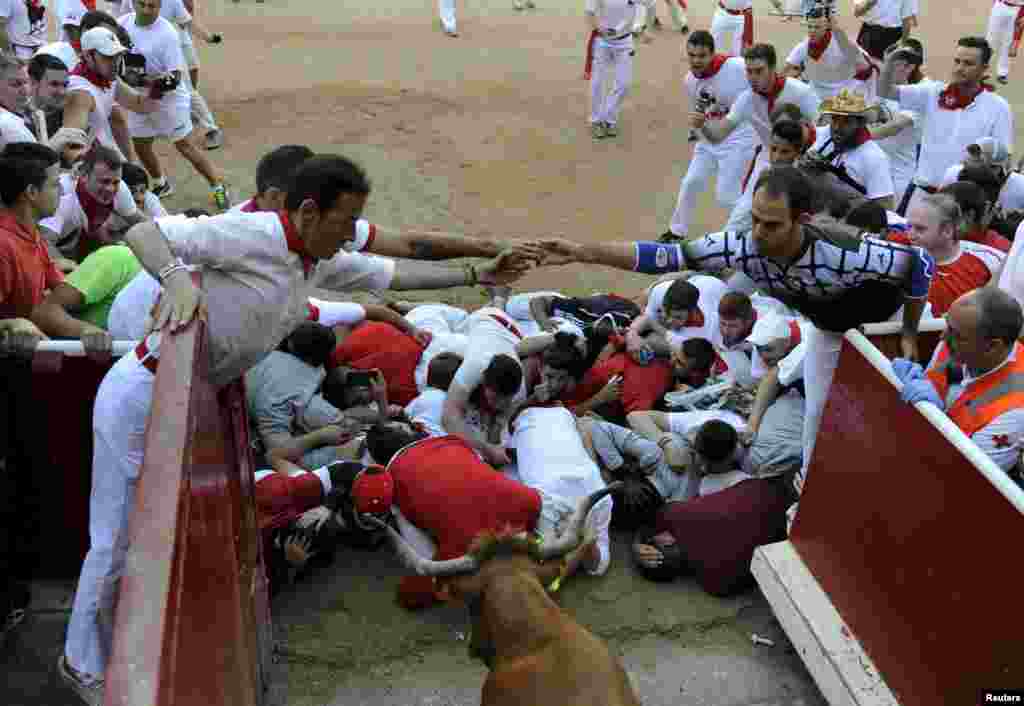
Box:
[670,135,753,236]
[590,35,634,127]
[65,354,154,680]
[710,7,746,56]
[404,303,471,392]
[799,326,843,486]
[439,0,457,32]
[987,0,1020,78]
[723,148,769,232]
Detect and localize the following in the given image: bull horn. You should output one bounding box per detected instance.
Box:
[362,515,480,578]
[536,482,621,561]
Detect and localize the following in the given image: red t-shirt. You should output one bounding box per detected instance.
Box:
[889,232,999,316]
[961,228,1011,254]
[389,435,542,609]
[0,211,63,319]
[328,321,424,406]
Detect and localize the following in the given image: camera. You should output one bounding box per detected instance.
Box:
[150,73,181,98]
[688,89,715,142]
[119,53,147,87]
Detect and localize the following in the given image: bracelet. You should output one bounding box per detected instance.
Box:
[157,258,188,283]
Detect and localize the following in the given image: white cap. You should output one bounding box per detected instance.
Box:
[61,9,83,27]
[967,137,1010,166]
[80,27,127,57]
[746,312,793,346]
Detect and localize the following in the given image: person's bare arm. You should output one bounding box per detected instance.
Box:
[109,105,138,163]
[31,284,114,359]
[625,410,670,440]
[529,295,556,331]
[388,250,532,291]
[902,15,916,37]
[515,333,555,358]
[572,376,622,417]
[746,366,782,437]
[868,112,914,140]
[698,114,740,145]
[367,226,537,261]
[783,63,804,79]
[877,51,900,100]
[41,236,76,273]
[442,382,505,463]
[266,425,351,465]
[833,27,870,74]
[852,0,878,17]
[362,303,421,338]
[901,295,926,362]
[114,80,156,114]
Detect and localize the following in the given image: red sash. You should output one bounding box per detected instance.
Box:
[583,29,598,80]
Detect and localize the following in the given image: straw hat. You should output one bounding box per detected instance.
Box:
[819,89,873,116]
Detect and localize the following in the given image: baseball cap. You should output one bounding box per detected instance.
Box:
[62,9,83,27]
[746,312,793,346]
[80,27,127,57]
[351,465,394,515]
[967,137,1010,166]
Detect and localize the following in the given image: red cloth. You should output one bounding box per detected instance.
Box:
[583,29,598,80]
[564,351,674,415]
[0,211,63,319]
[854,60,879,82]
[741,8,753,48]
[73,178,115,259]
[255,472,325,532]
[802,122,817,151]
[938,82,993,110]
[329,321,424,406]
[240,198,261,213]
[851,126,873,147]
[70,62,111,90]
[389,436,542,609]
[807,31,832,61]
[677,0,687,7]
[655,478,790,596]
[754,74,787,113]
[962,227,1011,253]
[1016,6,1024,42]
[889,232,995,316]
[277,210,315,277]
[82,0,96,9]
[693,53,729,80]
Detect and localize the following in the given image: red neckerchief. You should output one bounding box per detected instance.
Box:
[802,122,817,152]
[789,320,802,346]
[693,54,729,80]
[854,61,879,81]
[938,81,992,110]
[240,198,260,213]
[807,31,832,61]
[75,178,115,236]
[69,38,82,53]
[82,0,96,9]
[754,74,786,113]
[277,210,316,277]
[71,61,111,90]
[851,126,873,147]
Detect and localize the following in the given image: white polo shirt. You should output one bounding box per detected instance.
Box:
[787,36,864,101]
[861,0,918,27]
[811,125,895,201]
[584,0,655,36]
[40,173,140,258]
[0,0,47,50]
[117,14,189,102]
[511,405,613,576]
[727,77,821,149]
[940,163,1024,213]
[896,80,1015,188]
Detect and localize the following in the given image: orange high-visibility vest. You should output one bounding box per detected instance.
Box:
[925,341,1024,437]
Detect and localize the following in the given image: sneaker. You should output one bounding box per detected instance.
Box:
[513,0,525,8]
[603,122,618,137]
[680,24,689,35]
[591,122,606,139]
[998,75,1009,85]
[204,129,224,150]
[443,26,458,36]
[658,230,684,244]
[525,0,536,7]
[651,16,662,29]
[210,183,231,211]
[151,178,175,199]
[57,655,105,706]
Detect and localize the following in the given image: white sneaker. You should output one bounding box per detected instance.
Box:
[58,655,105,706]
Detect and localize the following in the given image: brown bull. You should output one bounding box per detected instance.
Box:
[371,485,640,706]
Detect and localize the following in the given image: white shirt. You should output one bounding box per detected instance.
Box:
[117,14,189,101]
[997,220,1024,310]
[116,0,191,24]
[511,406,612,576]
[685,56,757,147]
[584,0,654,37]
[66,72,117,151]
[811,125,895,201]
[714,295,791,388]
[940,164,1024,213]
[644,275,728,352]
[896,80,1015,188]
[727,76,820,149]
[717,0,752,9]
[40,173,139,257]
[875,98,921,187]
[452,307,522,394]
[787,36,865,101]
[36,40,79,70]
[404,388,448,438]
[927,342,1024,471]
[861,0,918,28]
[0,0,47,48]
[749,318,812,384]
[0,108,35,148]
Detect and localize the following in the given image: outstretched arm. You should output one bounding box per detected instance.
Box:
[367,226,541,261]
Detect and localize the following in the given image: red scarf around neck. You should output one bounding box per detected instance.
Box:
[754,75,786,113]
[851,126,873,147]
[807,31,832,61]
[82,0,96,9]
[277,210,316,277]
[693,54,729,80]
[938,81,992,110]
[75,178,115,238]
[71,62,111,90]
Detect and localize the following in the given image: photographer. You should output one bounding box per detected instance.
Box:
[117,0,229,208]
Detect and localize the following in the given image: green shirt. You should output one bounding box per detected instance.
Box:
[64,245,142,329]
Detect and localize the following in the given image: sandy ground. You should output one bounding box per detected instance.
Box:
[2,0,1018,704]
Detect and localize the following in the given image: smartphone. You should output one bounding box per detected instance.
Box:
[347,370,374,387]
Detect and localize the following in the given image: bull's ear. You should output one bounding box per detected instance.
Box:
[441,573,485,601]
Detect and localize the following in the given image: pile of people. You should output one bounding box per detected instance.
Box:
[0,2,1023,706]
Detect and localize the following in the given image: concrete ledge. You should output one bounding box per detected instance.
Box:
[751,542,898,706]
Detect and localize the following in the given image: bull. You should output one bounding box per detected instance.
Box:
[369,484,640,706]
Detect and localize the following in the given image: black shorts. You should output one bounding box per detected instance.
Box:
[857,23,904,61]
[550,294,640,332]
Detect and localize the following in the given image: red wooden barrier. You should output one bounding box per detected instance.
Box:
[104,320,271,706]
[862,318,945,364]
[790,332,1024,704]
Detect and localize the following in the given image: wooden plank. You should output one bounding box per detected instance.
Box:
[751,542,898,706]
